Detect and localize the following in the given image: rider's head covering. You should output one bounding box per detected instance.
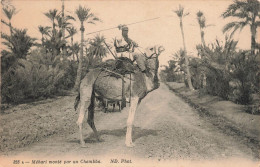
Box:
[122,26,128,31]
[118,24,128,31]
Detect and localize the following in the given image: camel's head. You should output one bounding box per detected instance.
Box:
[144,45,165,90]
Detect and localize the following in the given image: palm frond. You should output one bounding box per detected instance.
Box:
[1,19,10,27]
[87,21,95,24]
[222,21,247,34]
[66,27,77,36]
[197,11,204,18]
[174,5,189,18]
[222,0,259,20]
[2,6,17,20]
[85,12,94,20]
[65,15,75,21]
[75,5,100,24]
[222,2,239,18]
[44,9,59,21]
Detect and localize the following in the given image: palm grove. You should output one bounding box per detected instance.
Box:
[1,0,259,108]
[161,0,259,106]
[1,1,106,104]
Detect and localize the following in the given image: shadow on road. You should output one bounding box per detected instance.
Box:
[68,127,158,144]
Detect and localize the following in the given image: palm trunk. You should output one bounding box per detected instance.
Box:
[61,0,66,58]
[51,20,56,59]
[71,36,75,61]
[52,19,56,37]
[200,27,207,88]
[62,0,65,39]
[9,20,12,35]
[200,28,206,47]
[41,34,44,46]
[250,24,256,55]
[76,53,79,63]
[180,19,194,90]
[74,22,85,91]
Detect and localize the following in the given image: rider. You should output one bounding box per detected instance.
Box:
[114,25,146,73]
[114,25,136,54]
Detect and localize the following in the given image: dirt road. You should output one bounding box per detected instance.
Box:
[1,83,259,166]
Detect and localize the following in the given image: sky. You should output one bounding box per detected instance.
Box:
[1,0,253,67]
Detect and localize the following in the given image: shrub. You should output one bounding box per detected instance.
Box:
[229,52,259,104]
[189,58,204,89]
[196,37,238,99]
[197,37,259,104]
[1,48,78,104]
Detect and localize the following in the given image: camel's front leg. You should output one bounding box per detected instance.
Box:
[125,97,139,147]
[76,87,92,147]
[77,100,88,147]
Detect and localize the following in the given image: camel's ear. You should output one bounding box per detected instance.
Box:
[154,46,158,55]
[157,46,165,55]
[153,46,165,56]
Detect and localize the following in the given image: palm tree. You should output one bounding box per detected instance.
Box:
[196,11,206,46]
[56,14,75,58]
[44,9,68,59]
[38,26,51,45]
[74,5,100,90]
[57,15,75,32]
[222,0,260,55]
[87,34,108,65]
[1,0,14,8]
[61,0,65,39]
[67,27,77,60]
[196,11,213,88]
[2,6,17,35]
[44,9,59,36]
[1,28,36,59]
[71,42,80,62]
[174,5,194,90]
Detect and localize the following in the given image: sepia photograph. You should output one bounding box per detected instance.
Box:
[0,0,259,166]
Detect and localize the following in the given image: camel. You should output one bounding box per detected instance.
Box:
[74,46,164,147]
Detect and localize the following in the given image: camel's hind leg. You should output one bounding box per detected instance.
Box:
[87,94,101,141]
[76,86,93,147]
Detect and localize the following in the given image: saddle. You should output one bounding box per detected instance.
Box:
[101,57,137,77]
[98,57,141,109]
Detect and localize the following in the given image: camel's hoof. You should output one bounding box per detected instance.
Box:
[125,142,135,148]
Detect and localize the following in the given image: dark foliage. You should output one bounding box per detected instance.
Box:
[1,48,78,104]
[164,36,259,106]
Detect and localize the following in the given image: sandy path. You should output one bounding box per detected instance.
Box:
[1,83,258,166]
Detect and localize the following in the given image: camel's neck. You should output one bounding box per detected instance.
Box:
[144,74,155,92]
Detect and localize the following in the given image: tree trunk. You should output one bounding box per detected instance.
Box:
[76,53,79,63]
[9,20,12,35]
[71,36,75,61]
[200,28,207,88]
[61,0,65,39]
[250,24,256,55]
[200,28,206,47]
[52,20,55,36]
[180,19,194,90]
[41,34,44,46]
[61,0,66,58]
[74,22,85,91]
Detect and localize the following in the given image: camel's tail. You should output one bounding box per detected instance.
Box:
[74,92,80,111]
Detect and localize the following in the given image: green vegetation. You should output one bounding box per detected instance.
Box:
[1,3,106,104]
[161,0,260,107]
[174,5,194,90]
